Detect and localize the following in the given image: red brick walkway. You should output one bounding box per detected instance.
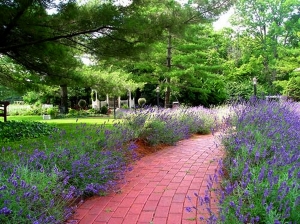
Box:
[67,134,223,224]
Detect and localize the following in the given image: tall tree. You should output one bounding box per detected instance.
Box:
[0,0,177,85]
[159,0,233,107]
[231,0,300,93]
[171,24,227,106]
[82,64,145,99]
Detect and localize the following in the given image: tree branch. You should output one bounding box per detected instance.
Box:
[0,25,121,52]
[1,1,33,41]
[183,0,232,24]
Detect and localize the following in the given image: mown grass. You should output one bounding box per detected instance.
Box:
[1,116,115,150]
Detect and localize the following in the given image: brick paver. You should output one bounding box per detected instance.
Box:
[67,134,223,224]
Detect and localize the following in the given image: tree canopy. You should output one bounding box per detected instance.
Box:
[0,0,232,86]
[8,0,299,106]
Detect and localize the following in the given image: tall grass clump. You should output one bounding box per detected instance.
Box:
[120,106,217,146]
[187,100,300,223]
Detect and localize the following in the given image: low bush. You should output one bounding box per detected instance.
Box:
[137,98,146,108]
[0,121,56,142]
[121,106,218,146]
[8,104,42,116]
[47,107,59,118]
[68,108,78,116]
[100,106,108,115]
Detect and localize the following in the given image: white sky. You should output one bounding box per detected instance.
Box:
[213,8,234,30]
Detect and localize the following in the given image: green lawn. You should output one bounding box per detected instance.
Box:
[1,115,118,150]
[7,115,113,123]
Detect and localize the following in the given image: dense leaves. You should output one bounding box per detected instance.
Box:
[0,120,56,142]
[224,0,300,98]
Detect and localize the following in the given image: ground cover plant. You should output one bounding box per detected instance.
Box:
[187,100,300,223]
[0,120,56,142]
[0,106,218,223]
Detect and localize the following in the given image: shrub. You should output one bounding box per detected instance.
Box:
[140,119,166,145]
[87,108,100,115]
[138,98,146,108]
[100,106,108,115]
[68,108,78,116]
[121,106,217,146]
[121,103,129,109]
[47,107,59,118]
[285,74,300,101]
[0,121,57,142]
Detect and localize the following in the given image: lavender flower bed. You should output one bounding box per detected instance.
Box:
[0,122,137,223]
[188,100,300,223]
[1,107,217,223]
[120,106,217,145]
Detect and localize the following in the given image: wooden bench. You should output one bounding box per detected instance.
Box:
[0,101,9,122]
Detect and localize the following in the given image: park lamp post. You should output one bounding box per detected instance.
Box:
[253,77,257,97]
[155,86,160,109]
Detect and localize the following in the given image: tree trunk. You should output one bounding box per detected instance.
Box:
[60,84,68,114]
[85,87,91,107]
[165,33,172,108]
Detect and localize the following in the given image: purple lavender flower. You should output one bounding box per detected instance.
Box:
[0,207,12,215]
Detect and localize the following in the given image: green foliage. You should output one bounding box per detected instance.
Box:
[22,91,40,104]
[140,119,167,145]
[47,106,59,118]
[0,166,66,223]
[100,106,108,115]
[0,121,56,142]
[138,98,146,107]
[68,108,78,116]
[87,108,100,115]
[0,85,22,102]
[83,65,145,98]
[121,104,129,109]
[285,73,300,101]
[227,0,300,94]
[8,104,45,116]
